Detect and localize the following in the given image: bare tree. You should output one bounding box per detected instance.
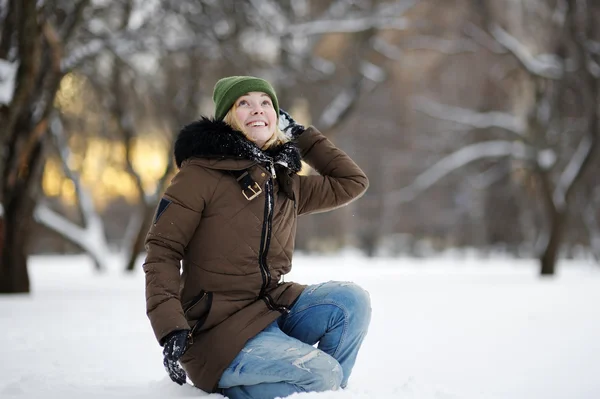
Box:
[0,0,84,293]
[0,0,165,292]
[386,0,599,275]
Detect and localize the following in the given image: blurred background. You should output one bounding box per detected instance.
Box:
[1,0,599,293]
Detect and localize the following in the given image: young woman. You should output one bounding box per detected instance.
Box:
[143,76,371,399]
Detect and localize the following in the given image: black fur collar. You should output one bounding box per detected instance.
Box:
[174,117,302,174]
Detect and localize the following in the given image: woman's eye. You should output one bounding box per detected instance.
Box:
[238,100,249,106]
[262,100,272,106]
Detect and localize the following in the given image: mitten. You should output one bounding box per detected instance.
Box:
[278,108,305,139]
[162,329,189,385]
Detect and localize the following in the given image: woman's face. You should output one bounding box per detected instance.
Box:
[234,91,277,148]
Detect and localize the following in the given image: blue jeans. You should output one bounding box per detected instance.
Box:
[218,281,371,399]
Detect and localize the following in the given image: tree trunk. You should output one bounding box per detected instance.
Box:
[0,192,35,293]
[125,204,155,272]
[540,210,566,276]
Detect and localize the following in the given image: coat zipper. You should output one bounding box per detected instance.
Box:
[258,160,289,314]
[184,291,207,345]
[183,291,212,345]
[183,291,207,317]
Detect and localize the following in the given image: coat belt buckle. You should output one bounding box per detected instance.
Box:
[242,182,262,200]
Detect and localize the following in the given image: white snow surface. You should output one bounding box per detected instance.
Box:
[1,253,599,399]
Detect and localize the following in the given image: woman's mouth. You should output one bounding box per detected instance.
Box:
[247,120,267,127]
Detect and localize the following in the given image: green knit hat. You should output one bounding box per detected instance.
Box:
[212,76,279,121]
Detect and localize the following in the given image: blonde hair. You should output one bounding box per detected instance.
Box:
[223,104,289,150]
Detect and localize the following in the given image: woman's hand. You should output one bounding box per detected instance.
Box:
[162,329,189,385]
[278,109,305,139]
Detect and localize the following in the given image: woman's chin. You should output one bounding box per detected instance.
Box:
[247,129,274,142]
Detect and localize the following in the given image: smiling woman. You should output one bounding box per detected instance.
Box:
[225,92,278,148]
[143,75,370,399]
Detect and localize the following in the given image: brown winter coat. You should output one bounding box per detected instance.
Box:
[143,118,368,392]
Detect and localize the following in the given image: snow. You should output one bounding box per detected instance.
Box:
[0,59,18,105]
[1,254,599,399]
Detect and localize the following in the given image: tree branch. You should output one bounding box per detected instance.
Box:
[553,132,595,210]
[59,0,91,42]
[285,0,419,36]
[1,0,41,162]
[248,0,288,35]
[0,59,17,105]
[385,140,542,205]
[285,15,410,36]
[42,114,109,271]
[488,24,564,79]
[413,97,526,138]
[462,22,507,54]
[399,35,479,54]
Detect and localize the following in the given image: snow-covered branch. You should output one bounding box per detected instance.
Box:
[360,61,386,83]
[34,115,111,270]
[553,133,594,210]
[290,0,417,36]
[248,0,288,34]
[463,162,511,190]
[399,35,479,54]
[386,140,542,205]
[588,40,600,55]
[373,35,478,60]
[310,56,336,75]
[552,0,569,26]
[462,22,507,54]
[318,60,385,129]
[413,97,526,137]
[0,59,18,105]
[285,15,409,36]
[61,39,106,72]
[585,56,600,79]
[319,87,359,130]
[34,204,109,270]
[488,24,564,79]
[372,37,403,60]
[61,30,162,73]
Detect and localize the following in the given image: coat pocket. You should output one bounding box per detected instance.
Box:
[184,291,213,339]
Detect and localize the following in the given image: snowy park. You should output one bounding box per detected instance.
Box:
[2,1,600,399]
[1,253,599,399]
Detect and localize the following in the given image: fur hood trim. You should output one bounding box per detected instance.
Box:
[174,117,302,174]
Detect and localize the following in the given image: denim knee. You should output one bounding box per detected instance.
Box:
[335,282,372,329]
[305,354,343,392]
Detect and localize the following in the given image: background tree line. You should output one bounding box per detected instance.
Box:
[1,0,599,293]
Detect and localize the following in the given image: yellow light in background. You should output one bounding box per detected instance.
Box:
[61,179,76,206]
[43,118,171,208]
[131,136,169,195]
[49,71,174,211]
[43,159,63,197]
[68,153,83,171]
[55,73,86,115]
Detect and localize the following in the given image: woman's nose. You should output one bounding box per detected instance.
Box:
[250,104,263,114]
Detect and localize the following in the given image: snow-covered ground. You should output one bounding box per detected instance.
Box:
[1,253,599,399]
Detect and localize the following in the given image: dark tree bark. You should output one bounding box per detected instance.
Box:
[0,1,65,293]
[0,138,45,293]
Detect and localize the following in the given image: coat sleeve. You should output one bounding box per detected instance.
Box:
[142,163,215,345]
[294,126,369,216]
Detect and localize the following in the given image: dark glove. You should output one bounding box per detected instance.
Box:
[162,329,189,385]
[278,108,305,139]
